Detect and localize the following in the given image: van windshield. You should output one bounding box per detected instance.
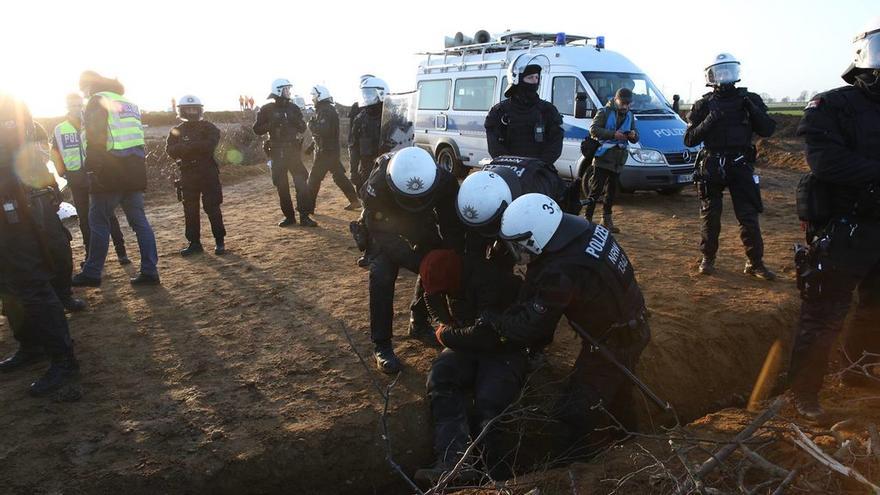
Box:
[582,72,673,115]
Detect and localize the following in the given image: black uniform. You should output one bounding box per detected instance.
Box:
[789,84,880,401]
[481,155,578,213]
[166,119,226,246]
[307,100,359,206]
[0,96,78,395]
[361,153,463,350]
[440,217,650,451]
[685,87,776,264]
[349,103,383,191]
[484,89,564,167]
[254,98,313,220]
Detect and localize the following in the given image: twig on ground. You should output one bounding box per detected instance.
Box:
[789,423,880,494]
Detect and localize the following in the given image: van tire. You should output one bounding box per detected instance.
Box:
[436,146,467,179]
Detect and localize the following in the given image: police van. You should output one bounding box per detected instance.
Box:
[414,30,698,193]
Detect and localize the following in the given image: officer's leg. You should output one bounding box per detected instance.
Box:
[109,213,127,260]
[327,155,360,204]
[368,249,400,349]
[71,185,91,259]
[426,349,478,467]
[306,154,330,206]
[49,223,81,311]
[843,260,880,378]
[182,186,202,245]
[728,167,765,265]
[290,157,315,217]
[119,192,159,277]
[80,192,116,279]
[1,292,45,364]
[202,176,227,247]
[474,351,528,480]
[585,167,610,222]
[272,152,296,221]
[699,182,723,262]
[18,280,79,396]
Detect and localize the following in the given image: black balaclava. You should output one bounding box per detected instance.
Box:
[855,70,880,100]
[512,64,542,105]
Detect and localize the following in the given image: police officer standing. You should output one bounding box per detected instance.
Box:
[306,85,360,211]
[360,147,463,373]
[788,19,880,421]
[349,76,388,191]
[485,61,564,167]
[51,93,130,267]
[685,54,777,279]
[254,78,317,227]
[0,95,80,396]
[166,95,227,256]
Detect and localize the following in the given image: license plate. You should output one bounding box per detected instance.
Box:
[678,173,694,184]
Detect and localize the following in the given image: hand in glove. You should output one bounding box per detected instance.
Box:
[435,322,502,352]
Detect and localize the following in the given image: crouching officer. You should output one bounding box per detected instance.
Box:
[360,147,463,373]
[254,78,317,227]
[686,53,777,278]
[166,95,227,256]
[306,85,360,211]
[0,95,80,396]
[582,88,638,233]
[437,194,650,457]
[788,18,880,422]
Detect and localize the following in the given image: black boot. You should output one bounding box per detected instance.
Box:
[278,215,297,227]
[744,261,777,281]
[583,200,596,222]
[180,242,204,257]
[601,213,620,233]
[71,272,101,287]
[0,349,46,373]
[299,213,318,227]
[61,296,88,312]
[214,240,226,255]
[130,272,161,286]
[792,391,829,423]
[374,345,402,374]
[117,254,132,265]
[698,257,716,275]
[29,357,80,397]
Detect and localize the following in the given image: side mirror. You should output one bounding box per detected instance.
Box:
[574,92,590,119]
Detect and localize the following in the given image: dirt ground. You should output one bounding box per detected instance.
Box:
[0,139,852,494]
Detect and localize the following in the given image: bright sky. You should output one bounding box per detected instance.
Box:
[5,0,871,116]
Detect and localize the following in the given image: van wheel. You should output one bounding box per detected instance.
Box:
[658,186,684,196]
[436,146,467,178]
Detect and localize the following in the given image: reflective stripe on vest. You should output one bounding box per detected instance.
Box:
[53,120,85,171]
[93,91,145,151]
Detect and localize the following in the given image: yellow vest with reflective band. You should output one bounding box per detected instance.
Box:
[93,91,145,151]
[53,120,85,172]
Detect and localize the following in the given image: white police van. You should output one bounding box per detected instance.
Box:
[414,30,699,193]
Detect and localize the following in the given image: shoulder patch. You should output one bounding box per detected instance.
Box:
[805,97,823,110]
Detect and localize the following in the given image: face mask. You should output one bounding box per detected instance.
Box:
[855,70,880,95]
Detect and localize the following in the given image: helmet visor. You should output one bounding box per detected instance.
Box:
[854,32,880,70]
[360,88,381,106]
[502,239,535,265]
[706,62,741,85]
[179,106,202,120]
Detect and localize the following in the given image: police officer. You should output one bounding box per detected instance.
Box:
[685,53,777,279]
[485,61,564,167]
[582,88,639,233]
[254,78,317,227]
[72,70,160,287]
[306,85,360,211]
[788,19,880,422]
[349,76,388,191]
[51,93,130,267]
[166,95,227,256]
[0,95,80,396]
[436,193,650,457]
[360,146,463,373]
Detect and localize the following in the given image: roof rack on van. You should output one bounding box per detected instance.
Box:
[417,31,600,74]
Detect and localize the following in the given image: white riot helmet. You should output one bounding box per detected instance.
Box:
[704,53,741,87]
[499,193,563,264]
[177,94,203,121]
[504,54,551,97]
[359,76,389,107]
[386,147,438,212]
[843,17,880,84]
[456,168,522,236]
[359,74,376,85]
[269,78,293,99]
[310,85,333,105]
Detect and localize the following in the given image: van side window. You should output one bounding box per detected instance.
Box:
[418,80,452,110]
[453,77,497,111]
[552,77,591,116]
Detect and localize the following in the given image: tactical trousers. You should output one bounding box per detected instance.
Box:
[426,348,528,477]
[789,220,880,398]
[307,151,359,206]
[698,161,764,263]
[71,184,126,259]
[585,167,619,218]
[49,223,74,302]
[181,170,225,245]
[271,147,313,218]
[1,281,74,359]
[352,154,378,193]
[368,232,423,347]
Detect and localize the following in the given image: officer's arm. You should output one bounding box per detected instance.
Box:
[589,108,615,141]
[309,110,332,138]
[797,97,880,186]
[292,106,307,133]
[684,99,712,147]
[83,98,110,170]
[495,270,573,348]
[252,105,272,135]
[189,123,221,155]
[541,105,564,165]
[165,128,184,160]
[349,117,361,166]
[484,105,510,157]
[435,177,465,252]
[745,93,776,138]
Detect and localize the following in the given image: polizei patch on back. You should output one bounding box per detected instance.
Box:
[585,224,610,259]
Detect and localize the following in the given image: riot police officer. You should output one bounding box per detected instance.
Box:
[485,60,564,167]
[685,53,777,279]
[0,95,80,396]
[306,85,360,211]
[360,147,463,373]
[254,78,317,227]
[788,19,880,421]
[436,193,650,458]
[166,95,227,256]
[349,76,388,191]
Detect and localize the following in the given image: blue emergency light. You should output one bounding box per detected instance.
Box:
[555,32,566,45]
[596,36,605,49]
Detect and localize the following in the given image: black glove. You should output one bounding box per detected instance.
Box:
[435,321,502,352]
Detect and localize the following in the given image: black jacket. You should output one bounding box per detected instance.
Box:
[166,120,221,185]
[685,87,775,151]
[349,103,383,167]
[308,100,340,153]
[253,98,306,148]
[485,90,564,166]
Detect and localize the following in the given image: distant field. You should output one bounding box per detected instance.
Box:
[768,109,804,116]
